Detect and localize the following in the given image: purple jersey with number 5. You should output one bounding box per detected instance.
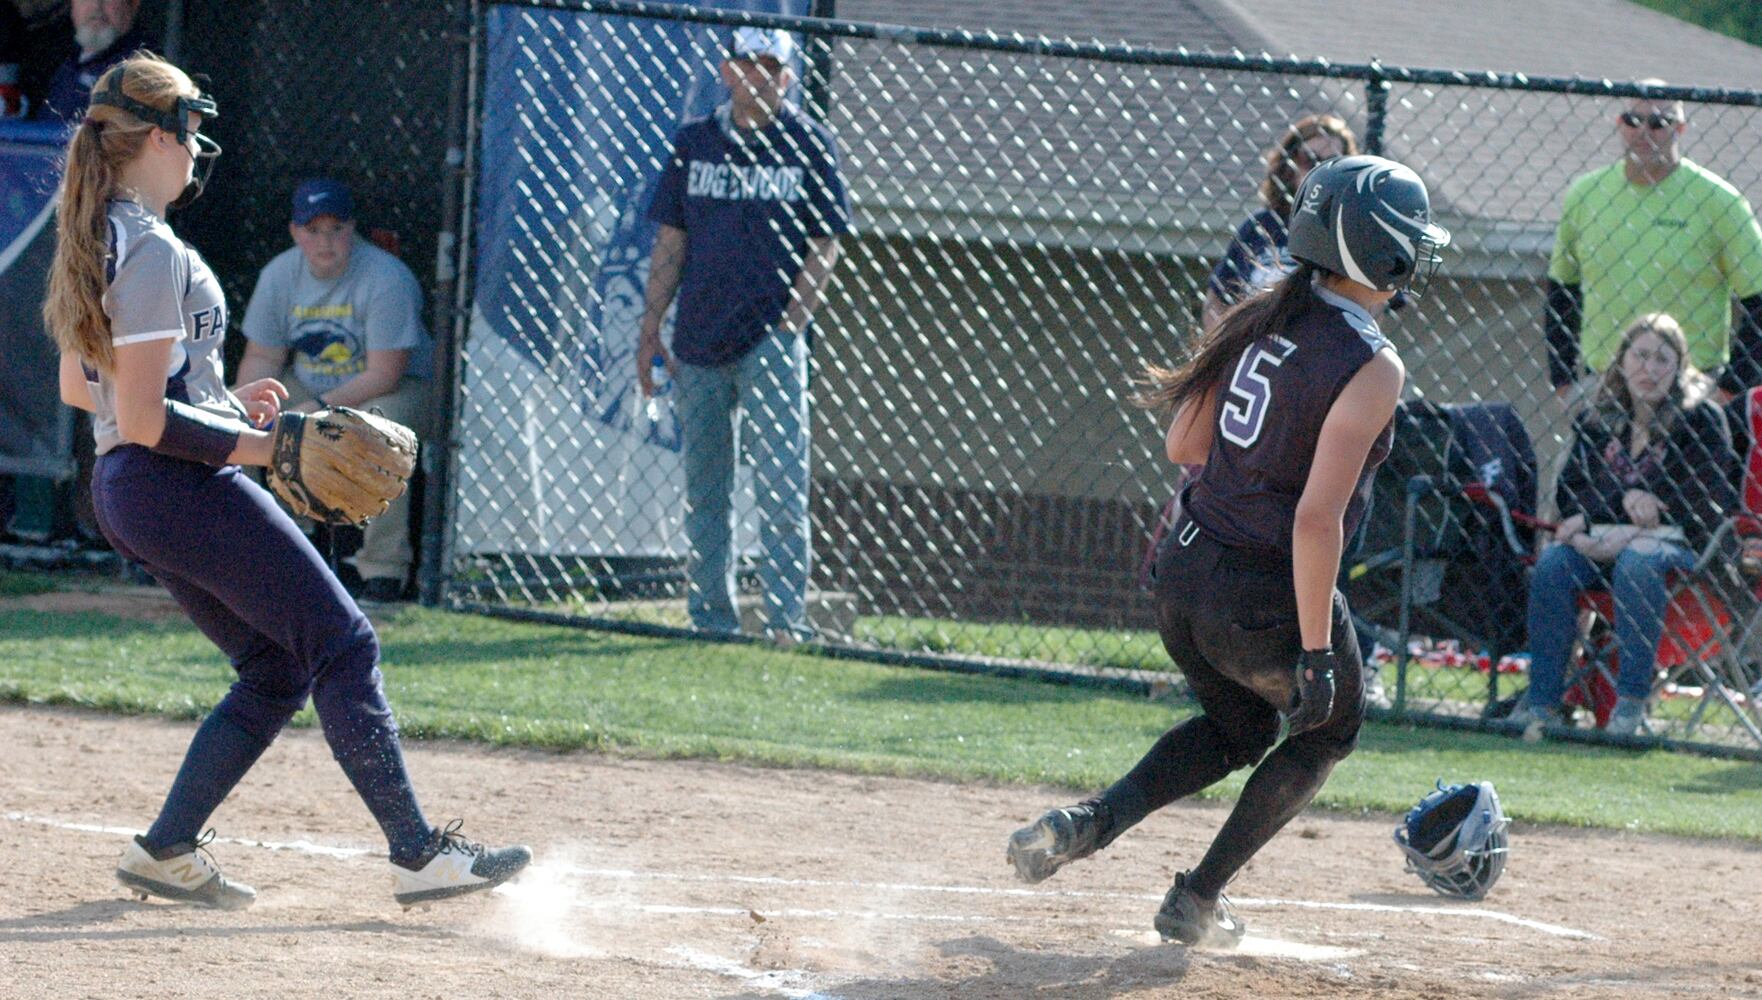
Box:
[1183,283,1398,556]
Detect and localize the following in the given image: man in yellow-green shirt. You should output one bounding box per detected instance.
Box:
[1546,91,1762,398]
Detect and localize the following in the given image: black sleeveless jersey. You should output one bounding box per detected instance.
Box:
[1182,284,1399,557]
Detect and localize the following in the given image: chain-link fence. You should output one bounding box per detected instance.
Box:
[172,0,466,588]
[177,0,459,330]
[441,0,1762,755]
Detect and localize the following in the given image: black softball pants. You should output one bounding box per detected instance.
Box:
[1103,517,1365,900]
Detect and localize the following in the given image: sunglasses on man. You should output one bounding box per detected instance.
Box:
[1618,111,1679,130]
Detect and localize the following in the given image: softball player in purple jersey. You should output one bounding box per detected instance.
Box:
[1007,156,1450,947]
[44,54,529,910]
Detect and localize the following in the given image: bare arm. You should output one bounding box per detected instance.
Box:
[1165,385,1219,464]
[1200,290,1227,333]
[235,339,289,387]
[637,224,686,396]
[1292,351,1404,650]
[112,338,273,466]
[780,236,842,335]
[59,352,95,413]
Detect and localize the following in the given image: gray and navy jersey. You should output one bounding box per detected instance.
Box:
[90,199,236,455]
[1183,282,1399,556]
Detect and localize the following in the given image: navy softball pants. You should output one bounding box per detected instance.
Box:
[91,445,431,861]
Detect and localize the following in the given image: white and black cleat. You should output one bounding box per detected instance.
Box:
[115,831,256,910]
[391,819,532,908]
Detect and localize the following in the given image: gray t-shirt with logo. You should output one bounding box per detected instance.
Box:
[240,236,432,395]
[90,199,236,456]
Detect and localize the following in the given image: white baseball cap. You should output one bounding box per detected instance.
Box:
[730,27,797,64]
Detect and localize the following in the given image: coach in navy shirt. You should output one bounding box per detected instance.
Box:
[638,27,851,640]
[40,0,157,122]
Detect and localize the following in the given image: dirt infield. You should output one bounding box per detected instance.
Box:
[3,704,1760,999]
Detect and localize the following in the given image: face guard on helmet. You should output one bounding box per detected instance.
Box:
[1393,780,1509,901]
[89,66,222,204]
[1287,154,1451,298]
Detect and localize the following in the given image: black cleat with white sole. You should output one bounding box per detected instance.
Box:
[1154,871,1246,949]
[1006,801,1112,884]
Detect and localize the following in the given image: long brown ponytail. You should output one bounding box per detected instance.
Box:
[1136,263,1320,417]
[42,53,198,373]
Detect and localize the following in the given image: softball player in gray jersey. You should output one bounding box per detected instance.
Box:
[1007,156,1451,947]
[44,54,529,910]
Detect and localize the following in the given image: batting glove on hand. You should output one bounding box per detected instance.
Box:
[1284,649,1337,736]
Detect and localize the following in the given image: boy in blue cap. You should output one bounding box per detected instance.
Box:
[237,178,433,601]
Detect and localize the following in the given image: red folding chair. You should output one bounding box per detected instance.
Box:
[1567,579,1735,734]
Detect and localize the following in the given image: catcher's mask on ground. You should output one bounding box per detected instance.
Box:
[1392,780,1509,901]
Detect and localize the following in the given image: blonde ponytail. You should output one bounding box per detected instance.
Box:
[41,53,201,373]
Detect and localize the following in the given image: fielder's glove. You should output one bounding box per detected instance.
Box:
[1284,649,1337,736]
[267,406,417,526]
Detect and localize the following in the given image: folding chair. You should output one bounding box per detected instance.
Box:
[1361,402,1537,712]
[1564,521,1762,747]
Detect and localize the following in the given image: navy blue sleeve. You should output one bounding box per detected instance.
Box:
[1207,216,1263,304]
[646,130,690,230]
[1545,280,1583,389]
[1722,294,1762,395]
[804,124,851,238]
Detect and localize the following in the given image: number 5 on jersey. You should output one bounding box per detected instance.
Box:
[1219,336,1297,447]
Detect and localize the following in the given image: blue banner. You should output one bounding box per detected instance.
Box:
[0,118,74,479]
[458,1,805,556]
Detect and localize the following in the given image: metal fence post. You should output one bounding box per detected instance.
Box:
[1364,59,1388,156]
[803,0,837,123]
[419,0,480,607]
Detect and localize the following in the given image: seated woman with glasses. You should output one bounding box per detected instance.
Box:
[1513,313,1739,736]
[1201,113,1358,331]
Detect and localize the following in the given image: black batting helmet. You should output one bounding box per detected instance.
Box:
[1287,155,1450,295]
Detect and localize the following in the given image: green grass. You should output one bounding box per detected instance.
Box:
[2,599,1760,839]
[0,569,63,598]
[525,598,1512,708]
[855,614,1170,671]
[1632,0,1762,47]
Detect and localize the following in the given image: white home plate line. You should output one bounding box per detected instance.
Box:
[1229,896,1598,940]
[1108,928,1362,962]
[562,892,1050,925]
[4,810,1597,940]
[665,945,849,1000]
[540,861,1597,941]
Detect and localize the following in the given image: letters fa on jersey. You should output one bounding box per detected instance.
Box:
[189,304,225,344]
